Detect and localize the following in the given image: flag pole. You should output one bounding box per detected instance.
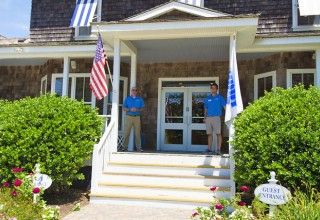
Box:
[227,33,239,198]
[96,25,113,87]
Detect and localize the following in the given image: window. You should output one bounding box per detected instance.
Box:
[74,0,102,40]
[178,0,204,7]
[40,75,47,95]
[51,73,128,132]
[286,69,316,88]
[254,71,276,100]
[292,0,320,31]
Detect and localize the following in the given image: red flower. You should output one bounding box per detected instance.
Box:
[3,182,10,188]
[12,167,23,173]
[237,201,246,206]
[33,187,40,194]
[11,190,18,196]
[192,212,199,217]
[215,204,223,210]
[240,186,249,192]
[14,179,22,187]
[210,186,219,191]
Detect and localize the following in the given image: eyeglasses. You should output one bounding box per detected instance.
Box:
[132,89,138,91]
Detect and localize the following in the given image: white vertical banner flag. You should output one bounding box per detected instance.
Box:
[225,35,243,127]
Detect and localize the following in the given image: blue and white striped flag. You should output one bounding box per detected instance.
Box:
[70,0,98,27]
[225,36,243,127]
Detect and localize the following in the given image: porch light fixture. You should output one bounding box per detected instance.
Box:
[70,60,77,69]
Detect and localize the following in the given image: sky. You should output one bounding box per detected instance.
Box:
[0,0,32,38]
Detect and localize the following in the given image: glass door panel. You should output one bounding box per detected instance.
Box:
[187,88,211,151]
[161,89,187,151]
[165,92,184,123]
[160,88,212,152]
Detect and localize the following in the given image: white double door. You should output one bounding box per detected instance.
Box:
[160,87,217,152]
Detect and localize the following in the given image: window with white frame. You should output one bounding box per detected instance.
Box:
[292,0,320,31]
[75,0,102,40]
[40,75,47,95]
[254,71,276,100]
[286,69,316,88]
[51,73,128,132]
[178,0,204,7]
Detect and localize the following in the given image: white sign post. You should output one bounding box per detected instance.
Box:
[33,163,52,203]
[254,171,291,217]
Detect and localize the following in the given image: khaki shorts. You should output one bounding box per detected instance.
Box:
[205,116,221,135]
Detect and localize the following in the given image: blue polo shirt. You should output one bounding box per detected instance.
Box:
[204,93,226,116]
[123,95,144,116]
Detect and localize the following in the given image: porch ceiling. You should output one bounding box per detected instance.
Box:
[94,16,260,63]
[121,37,274,63]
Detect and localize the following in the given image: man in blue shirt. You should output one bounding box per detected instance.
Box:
[122,86,145,152]
[203,83,226,155]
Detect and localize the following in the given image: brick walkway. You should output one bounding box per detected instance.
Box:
[62,204,194,220]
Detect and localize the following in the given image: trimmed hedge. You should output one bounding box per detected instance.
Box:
[0,95,104,188]
[233,85,320,191]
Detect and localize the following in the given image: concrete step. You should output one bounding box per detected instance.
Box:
[90,192,215,209]
[106,163,230,177]
[91,152,232,209]
[100,172,230,187]
[110,152,230,167]
[98,183,231,199]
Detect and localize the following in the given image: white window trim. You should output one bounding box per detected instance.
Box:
[74,0,102,40]
[51,73,91,101]
[292,0,320,31]
[286,69,316,88]
[254,71,276,100]
[40,75,47,96]
[178,0,204,7]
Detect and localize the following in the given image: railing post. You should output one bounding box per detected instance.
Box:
[90,144,100,194]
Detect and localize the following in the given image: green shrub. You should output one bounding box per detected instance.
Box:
[232,85,320,191]
[273,183,320,219]
[0,95,104,189]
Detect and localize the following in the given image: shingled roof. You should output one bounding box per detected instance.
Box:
[28,0,318,43]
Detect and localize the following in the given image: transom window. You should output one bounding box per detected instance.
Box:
[286,69,316,88]
[254,71,276,100]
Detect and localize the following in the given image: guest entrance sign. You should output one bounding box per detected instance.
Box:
[33,163,52,202]
[254,171,291,216]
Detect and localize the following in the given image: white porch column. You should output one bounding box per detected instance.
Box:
[127,53,138,151]
[62,57,70,97]
[111,38,121,152]
[316,49,320,86]
[130,53,137,89]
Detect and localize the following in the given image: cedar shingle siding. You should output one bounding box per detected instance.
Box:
[30,0,294,43]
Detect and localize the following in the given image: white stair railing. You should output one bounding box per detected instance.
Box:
[91,118,116,194]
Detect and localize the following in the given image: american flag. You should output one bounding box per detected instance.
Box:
[90,34,108,100]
